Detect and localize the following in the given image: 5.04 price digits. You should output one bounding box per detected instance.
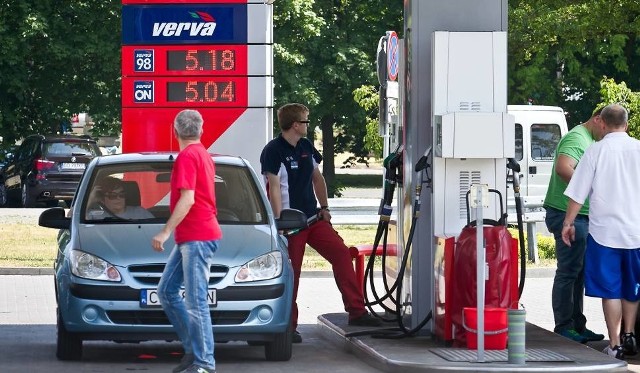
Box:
[167,81,236,103]
[167,49,235,72]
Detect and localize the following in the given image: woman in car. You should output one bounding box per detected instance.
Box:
[86,176,154,220]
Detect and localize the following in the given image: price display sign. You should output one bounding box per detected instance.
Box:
[122,45,248,76]
[122,77,250,107]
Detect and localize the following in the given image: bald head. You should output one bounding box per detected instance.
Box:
[601,104,629,129]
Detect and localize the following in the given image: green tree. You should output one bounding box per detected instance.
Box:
[273,0,402,196]
[508,0,640,126]
[598,77,640,138]
[0,1,121,145]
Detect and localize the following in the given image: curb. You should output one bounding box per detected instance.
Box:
[0,267,55,275]
[0,267,556,278]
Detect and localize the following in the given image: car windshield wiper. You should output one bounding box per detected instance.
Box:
[71,152,91,156]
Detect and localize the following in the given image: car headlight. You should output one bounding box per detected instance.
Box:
[70,250,121,281]
[235,251,283,282]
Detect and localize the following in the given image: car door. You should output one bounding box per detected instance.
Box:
[4,138,36,194]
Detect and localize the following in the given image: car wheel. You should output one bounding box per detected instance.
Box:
[21,183,35,208]
[56,308,83,361]
[0,183,7,207]
[264,324,293,361]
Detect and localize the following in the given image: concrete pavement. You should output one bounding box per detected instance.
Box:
[1,271,636,372]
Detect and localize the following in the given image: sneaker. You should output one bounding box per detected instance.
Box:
[179,364,216,373]
[292,330,302,344]
[603,345,625,360]
[622,332,638,356]
[173,353,194,373]
[557,329,588,343]
[348,312,382,327]
[580,328,605,342]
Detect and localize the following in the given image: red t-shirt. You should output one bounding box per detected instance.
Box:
[171,143,222,244]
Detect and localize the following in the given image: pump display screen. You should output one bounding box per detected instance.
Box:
[167,80,236,102]
[167,49,236,72]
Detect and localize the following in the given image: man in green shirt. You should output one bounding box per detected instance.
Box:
[543,108,605,343]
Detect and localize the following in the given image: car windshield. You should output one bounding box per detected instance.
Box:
[45,141,99,157]
[82,161,268,225]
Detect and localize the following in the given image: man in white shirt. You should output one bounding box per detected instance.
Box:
[561,104,640,360]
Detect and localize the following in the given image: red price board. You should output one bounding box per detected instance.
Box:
[122,107,248,152]
[121,45,248,76]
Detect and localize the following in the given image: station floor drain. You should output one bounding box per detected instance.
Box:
[430,348,574,362]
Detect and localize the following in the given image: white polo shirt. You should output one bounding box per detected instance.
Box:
[564,132,640,249]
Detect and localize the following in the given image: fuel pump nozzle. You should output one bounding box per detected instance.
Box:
[379,145,404,218]
[507,158,526,298]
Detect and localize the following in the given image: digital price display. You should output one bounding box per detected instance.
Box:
[167,49,235,71]
[167,80,235,102]
[122,76,249,108]
[122,45,247,76]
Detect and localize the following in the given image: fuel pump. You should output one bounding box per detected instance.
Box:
[355,146,434,338]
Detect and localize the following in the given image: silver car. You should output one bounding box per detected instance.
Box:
[38,153,307,362]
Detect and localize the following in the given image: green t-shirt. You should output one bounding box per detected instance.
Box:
[543,125,594,215]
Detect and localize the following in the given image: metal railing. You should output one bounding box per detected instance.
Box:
[330,196,548,263]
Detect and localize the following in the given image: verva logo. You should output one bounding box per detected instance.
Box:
[122,5,248,45]
[152,12,217,37]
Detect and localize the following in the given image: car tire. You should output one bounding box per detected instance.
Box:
[264,324,293,361]
[56,308,83,361]
[21,183,36,208]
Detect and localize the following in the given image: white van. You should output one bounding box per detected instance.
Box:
[506,105,569,224]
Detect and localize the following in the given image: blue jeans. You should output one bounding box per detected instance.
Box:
[545,207,588,333]
[158,240,218,370]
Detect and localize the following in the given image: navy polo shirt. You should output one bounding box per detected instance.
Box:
[260,135,323,218]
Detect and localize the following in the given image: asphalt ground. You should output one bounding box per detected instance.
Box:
[2,272,639,372]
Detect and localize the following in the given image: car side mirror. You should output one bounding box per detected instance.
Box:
[39,207,71,229]
[275,208,307,231]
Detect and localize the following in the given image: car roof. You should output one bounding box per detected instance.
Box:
[92,152,249,167]
[28,134,97,143]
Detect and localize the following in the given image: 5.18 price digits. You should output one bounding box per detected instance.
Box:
[167,49,235,72]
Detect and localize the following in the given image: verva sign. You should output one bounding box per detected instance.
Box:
[122,4,248,44]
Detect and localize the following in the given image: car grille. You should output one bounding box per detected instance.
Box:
[106,310,249,325]
[128,264,229,286]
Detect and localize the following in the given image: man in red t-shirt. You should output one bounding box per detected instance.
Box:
[152,109,221,373]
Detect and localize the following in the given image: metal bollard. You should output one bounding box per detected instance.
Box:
[508,307,526,364]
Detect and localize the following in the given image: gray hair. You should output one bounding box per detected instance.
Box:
[173,110,203,140]
[601,104,629,128]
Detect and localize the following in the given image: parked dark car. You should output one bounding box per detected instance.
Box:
[0,145,15,173]
[0,134,101,207]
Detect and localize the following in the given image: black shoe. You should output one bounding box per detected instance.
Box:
[292,330,302,343]
[348,312,382,327]
[622,332,638,356]
[173,353,194,373]
[579,328,605,342]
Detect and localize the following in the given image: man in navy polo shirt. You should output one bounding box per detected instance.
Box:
[260,103,381,343]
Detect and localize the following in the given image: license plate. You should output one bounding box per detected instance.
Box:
[61,162,85,170]
[140,289,217,307]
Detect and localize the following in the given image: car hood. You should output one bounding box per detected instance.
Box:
[76,223,277,268]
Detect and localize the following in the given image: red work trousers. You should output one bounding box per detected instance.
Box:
[286,219,366,328]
